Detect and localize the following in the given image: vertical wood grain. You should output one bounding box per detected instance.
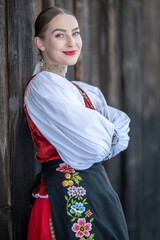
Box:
[139,1,160,239]
[122,1,143,238]
[101,0,123,198]
[7,0,35,239]
[0,0,160,239]
[122,0,160,239]
[0,0,12,239]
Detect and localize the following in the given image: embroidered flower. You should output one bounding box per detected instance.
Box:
[56,163,75,173]
[65,173,71,179]
[68,180,74,186]
[58,163,95,237]
[62,180,69,187]
[70,202,85,214]
[67,186,77,196]
[77,187,86,196]
[62,180,74,187]
[72,218,92,237]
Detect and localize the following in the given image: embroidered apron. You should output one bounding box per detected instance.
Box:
[42,159,129,240]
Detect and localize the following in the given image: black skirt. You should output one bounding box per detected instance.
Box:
[42,159,129,240]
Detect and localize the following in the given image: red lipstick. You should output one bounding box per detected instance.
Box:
[63,51,76,56]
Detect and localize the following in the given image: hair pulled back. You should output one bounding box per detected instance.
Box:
[35,7,75,39]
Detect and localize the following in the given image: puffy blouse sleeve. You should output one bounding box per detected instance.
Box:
[107,106,130,157]
[72,81,130,158]
[25,72,115,170]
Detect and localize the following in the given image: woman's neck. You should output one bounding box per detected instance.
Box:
[41,61,68,77]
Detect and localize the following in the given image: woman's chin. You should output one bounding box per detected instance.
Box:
[66,59,79,66]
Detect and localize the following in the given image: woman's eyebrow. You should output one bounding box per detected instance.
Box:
[52,27,79,34]
[72,27,79,31]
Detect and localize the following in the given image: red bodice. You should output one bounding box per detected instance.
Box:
[24,75,94,163]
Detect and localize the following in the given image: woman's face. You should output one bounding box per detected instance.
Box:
[35,13,82,66]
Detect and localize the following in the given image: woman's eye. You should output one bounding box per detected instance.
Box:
[73,31,80,36]
[55,34,63,38]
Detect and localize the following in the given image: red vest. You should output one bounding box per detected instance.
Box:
[24,75,94,162]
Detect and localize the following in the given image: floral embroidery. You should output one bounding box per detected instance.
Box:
[77,187,86,196]
[65,173,71,179]
[68,186,78,196]
[103,151,112,160]
[70,202,85,214]
[62,180,74,187]
[72,218,92,237]
[56,163,95,239]
[85,210,93,218]
[62,171,83,188]
[56,163,75,173]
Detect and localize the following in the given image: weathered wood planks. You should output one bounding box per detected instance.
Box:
[0,0,160,239]
[0,0,12,239]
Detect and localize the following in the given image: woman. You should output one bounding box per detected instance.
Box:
[24,7,130,240]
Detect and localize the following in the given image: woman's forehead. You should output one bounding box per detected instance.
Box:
[48,14,79,30]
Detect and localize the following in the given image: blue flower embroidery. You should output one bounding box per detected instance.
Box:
[70,202,85,214]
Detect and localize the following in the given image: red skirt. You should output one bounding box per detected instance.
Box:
[28,175,54,239]
[28,198,52,240]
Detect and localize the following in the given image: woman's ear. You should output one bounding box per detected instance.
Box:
[34,37,45,51]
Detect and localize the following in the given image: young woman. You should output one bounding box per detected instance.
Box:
[24,7,130,240]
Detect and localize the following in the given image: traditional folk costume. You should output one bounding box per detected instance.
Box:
[24,70,130,240]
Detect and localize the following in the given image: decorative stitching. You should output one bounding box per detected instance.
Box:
[56,163,95,239]
[112,129,119,145]
[49,214,56,240]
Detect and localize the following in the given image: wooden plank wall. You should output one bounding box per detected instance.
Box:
[121,1,160,239]
[0,1,11,239]
[0,0,160,239]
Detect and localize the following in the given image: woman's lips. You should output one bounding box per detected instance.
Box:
[63,51,77,56]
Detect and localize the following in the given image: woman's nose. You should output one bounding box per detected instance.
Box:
[66,35,76,47]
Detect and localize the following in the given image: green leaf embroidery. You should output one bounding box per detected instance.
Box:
[67,212,72,217]
[76,175,82,180]
[65,195,68,201]
[74,178,79,185]
[72,172,79,176]
[71,217,76,222]
[83,198,87,203]
[77,196,81,201]
[75,212,82,217]
[90,218,94,223]
[88,233,95,239]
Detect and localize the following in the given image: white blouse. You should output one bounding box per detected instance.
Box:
[25,71,130,170]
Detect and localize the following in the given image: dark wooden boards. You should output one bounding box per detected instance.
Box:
[0,0,160,239]
[0,1,12,239]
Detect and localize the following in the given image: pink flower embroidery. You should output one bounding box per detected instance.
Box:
[56,163,75,173]
[72,218,92,238]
